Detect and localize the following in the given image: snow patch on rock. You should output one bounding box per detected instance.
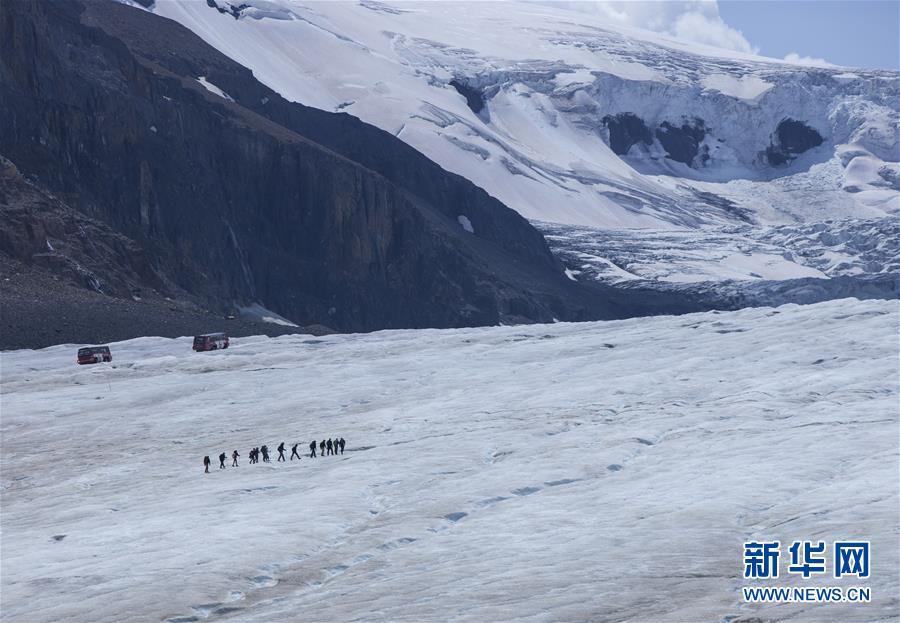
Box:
[196,76,234,101]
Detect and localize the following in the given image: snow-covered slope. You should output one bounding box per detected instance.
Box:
[2,299,898,622]
[147,0,899,231]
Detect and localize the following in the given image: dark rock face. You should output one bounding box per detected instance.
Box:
[600,112,825,173]
[602,113,652,156]
[449,79,486,115]
[206,0,249,20]
[0,155,166,298]
[765,118,824,166]
[655,118,708,166]
[0,0,610,333]
[0,156,337,348]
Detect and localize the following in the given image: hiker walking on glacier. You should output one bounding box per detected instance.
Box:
[218,452,227,469]
[326,438,334,455]
[232,450,240,467]
[309,440,317,458]
[261,445,270,463]
[277,442,286,462]
[319,439,326,456]
[203,455,211,473]
[290,443,301,460]
[339,437,345,454]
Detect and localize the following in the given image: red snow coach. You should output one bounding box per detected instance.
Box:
[77,345,112,365]
[193,332,229,352]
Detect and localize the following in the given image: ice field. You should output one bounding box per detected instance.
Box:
[152,0,900,231]
[1,299,898,622]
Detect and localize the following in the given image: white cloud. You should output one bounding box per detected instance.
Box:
[670,9,758,54]
[783,52,835,68]
[528,1,758,54]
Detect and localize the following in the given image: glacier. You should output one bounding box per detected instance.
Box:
[146,0,898,228]
[139,0,900,296]
[539,216,900,284]
[1,298,897,622]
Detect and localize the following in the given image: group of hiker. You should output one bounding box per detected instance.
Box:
[203,438,346,473]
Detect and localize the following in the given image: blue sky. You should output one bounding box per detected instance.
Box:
[547,1,899,71]
[719,0,900,70]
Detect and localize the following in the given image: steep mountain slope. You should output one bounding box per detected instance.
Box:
[148,0,899,231]
[0,155,333,348]
[0,0,648,334]
[0,155,163,299]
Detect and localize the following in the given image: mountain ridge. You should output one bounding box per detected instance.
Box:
[2,0,896,348]
[2,0,649,338]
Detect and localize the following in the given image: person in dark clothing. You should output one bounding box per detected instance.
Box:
[319,439,326,456]
[277,442,286,462]
[339,437,346,454]
[232,450,240,467]
[261,445,270,463]
[309,440,317,458]
[290,443,300,460]
[250,448,258,464]
[219,452,227,469]
[326,439,333,456]
[204,455,211,473]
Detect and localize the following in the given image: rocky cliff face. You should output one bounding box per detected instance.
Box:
[0,0,615,332]
[0,155,164,299]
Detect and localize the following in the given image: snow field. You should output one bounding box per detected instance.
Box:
[1,299,898,622]
[150,0,899,231]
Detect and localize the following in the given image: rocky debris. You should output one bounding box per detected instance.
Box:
[0,258,330,350]
[0,154,170,299]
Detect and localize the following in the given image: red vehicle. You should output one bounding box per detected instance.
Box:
[193,332,229,351]
[77,345,112,365]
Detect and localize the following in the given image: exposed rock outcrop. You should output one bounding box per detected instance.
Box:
[0,0,617,333]
[765,118,824,166]
[655,118,708,166]
[450,79,487,116]
[602,113,652,156]
[0,154,166,298]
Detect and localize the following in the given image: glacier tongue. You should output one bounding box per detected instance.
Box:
[147,0,899,232]
[1,299,897,621]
